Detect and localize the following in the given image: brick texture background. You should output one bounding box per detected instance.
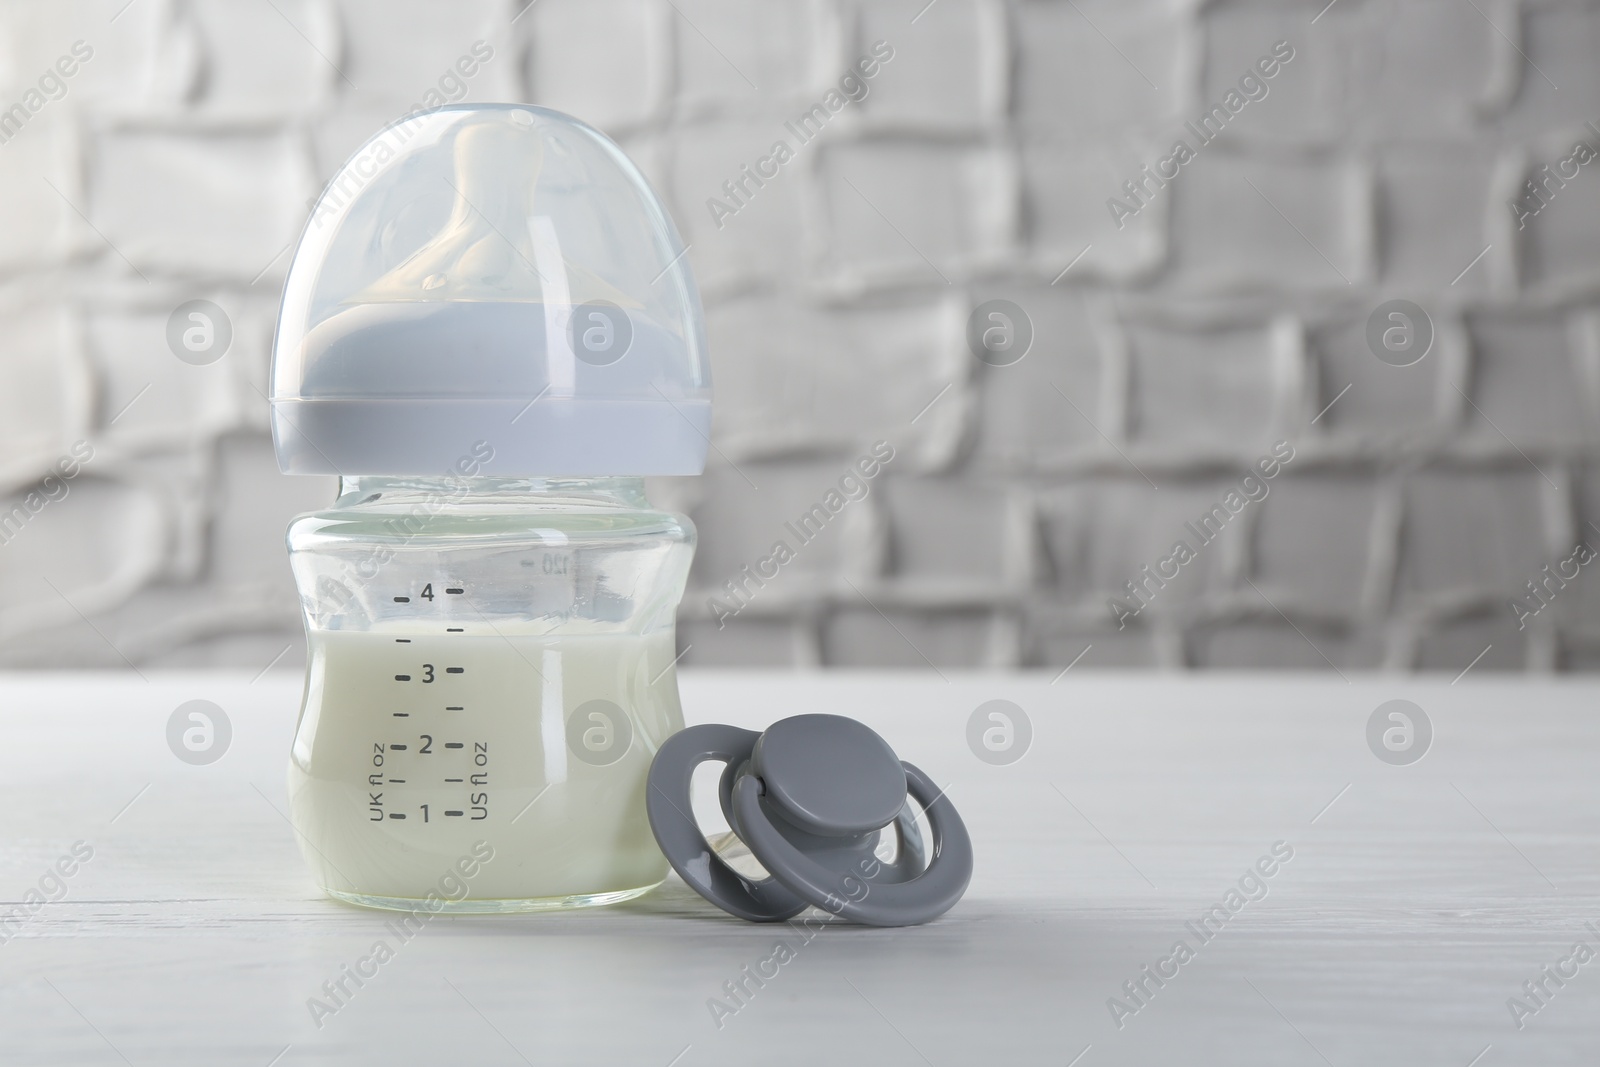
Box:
[2,0,1599,674]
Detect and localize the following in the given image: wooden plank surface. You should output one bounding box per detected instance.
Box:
[0,671,1596,1065]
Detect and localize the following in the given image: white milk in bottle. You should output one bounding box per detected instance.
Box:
[289,628,682,908]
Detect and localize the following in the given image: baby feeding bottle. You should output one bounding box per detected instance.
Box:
[269,105,710,911]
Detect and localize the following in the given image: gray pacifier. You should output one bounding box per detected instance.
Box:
[646,714,973,926]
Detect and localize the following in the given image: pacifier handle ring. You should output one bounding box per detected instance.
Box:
[645,724,809,923]
[732,759,972,927]
[716,756,928,882]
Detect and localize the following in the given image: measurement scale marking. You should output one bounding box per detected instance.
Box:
[388,778,405,784]
[395,674,411,681]
[394,596,410,603]
[446,706,463,711]
[447,628,464,633]
[393,712,409,717]
[391,744,407,750]
[445,742,464,749]
[446,667,464,674]
[388,813,406,819]
[445,810,464,817]
[445,778,463,783]
[446,588,464,594]
[395,638,411,643]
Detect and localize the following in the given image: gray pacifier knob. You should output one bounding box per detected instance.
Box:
[647,714,973,927]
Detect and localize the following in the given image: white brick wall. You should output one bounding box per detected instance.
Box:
[1,0,1598,674]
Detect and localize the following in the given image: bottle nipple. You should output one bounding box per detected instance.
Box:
[350,108,633,309]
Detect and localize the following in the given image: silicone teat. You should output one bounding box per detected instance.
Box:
[351,109,633,308]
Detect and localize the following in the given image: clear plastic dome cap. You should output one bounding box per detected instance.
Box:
[271,104,711,477]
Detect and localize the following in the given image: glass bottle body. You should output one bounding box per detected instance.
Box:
[284,475,693,912]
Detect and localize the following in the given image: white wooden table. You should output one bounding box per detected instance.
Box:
[1,671,1596,1065]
